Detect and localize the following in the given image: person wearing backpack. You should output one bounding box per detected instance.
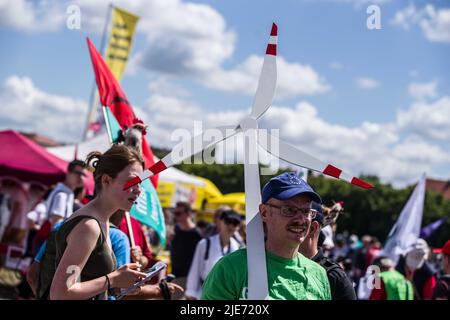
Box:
[48,146,148,300]
[433,240,450,300]
[298,202,357,300]
[185,210,241,300]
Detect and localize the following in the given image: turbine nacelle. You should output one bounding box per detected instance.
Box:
[239,116,259,131]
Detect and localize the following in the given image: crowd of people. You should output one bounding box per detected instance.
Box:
[0,144,449,300]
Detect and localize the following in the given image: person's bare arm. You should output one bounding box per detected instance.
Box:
[50,219,146,300]
[27,261,40,295]
[7,200,21,227]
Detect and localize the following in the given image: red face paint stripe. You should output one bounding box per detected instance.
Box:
[123,176,141,190]
[266,44,277,56]
[270,23,278,36]
[323,164,342,179]
[150,160,168,175]
[351,177,374,189]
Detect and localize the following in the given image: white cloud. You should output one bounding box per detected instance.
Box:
[397,96,450,141]
[203,55,330,99]
[125,0,329,98]
[148,77,191,98]
[391,3,421,30]
[0,0,65,32]
[392,4,450,43]
[420,5,450,43]
[408,80,438,101]
[356,77,380,89]
[0,75,87,143]
[111,0,236,77]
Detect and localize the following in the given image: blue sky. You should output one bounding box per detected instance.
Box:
[1,0,449,186]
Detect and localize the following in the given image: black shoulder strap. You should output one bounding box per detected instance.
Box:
[232,234,243,247]
[65,215,105,242]
[204,237,211,260]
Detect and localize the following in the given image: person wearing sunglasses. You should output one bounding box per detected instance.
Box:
[32,160,88,257]
[185,210,242,300]
[298,203,357,300]
[169,201,203,299]
[201,172,331,300]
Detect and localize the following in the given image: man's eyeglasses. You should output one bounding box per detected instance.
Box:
[223,217,241,226]
[172,210,183,216]
[265,203,317,219]
[71,170,87,177]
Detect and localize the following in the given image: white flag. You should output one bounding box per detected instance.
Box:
[382,173,426,265]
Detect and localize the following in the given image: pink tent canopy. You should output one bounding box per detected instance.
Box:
[0,130,95,193]
[0,130,67,185]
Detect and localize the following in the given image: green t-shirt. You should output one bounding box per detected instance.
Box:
[201,248,331,300]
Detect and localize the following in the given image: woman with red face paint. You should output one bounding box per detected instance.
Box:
[49,145,147,300]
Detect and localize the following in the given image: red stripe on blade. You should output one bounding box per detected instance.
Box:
[270,23,278,36]
[123,176,141,190]
[266,44,277,56]
[323,164,342,179]
[150,160,168,175]
[351,177,374,189]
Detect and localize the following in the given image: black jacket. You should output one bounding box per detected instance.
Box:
[312,248,357,300]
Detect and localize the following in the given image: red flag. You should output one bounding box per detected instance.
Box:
[86,37,158,187]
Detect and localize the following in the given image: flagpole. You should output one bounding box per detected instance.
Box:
[102,106,113,145]
[125,211,136,248]
[82,3,114,141]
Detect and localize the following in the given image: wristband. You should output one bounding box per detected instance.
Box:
[159,280,171,300]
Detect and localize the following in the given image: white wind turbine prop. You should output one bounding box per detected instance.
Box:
[123,23,373,299]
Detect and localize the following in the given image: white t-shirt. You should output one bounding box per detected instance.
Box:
[26,201,47,226]
[186,234,240,299]
[45,182,74,220]
[321,225,335,249]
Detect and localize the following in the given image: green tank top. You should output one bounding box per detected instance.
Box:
[54,215,117,300]
[380,270,413,300]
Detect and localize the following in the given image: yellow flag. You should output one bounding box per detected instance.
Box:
[105,6,139,81]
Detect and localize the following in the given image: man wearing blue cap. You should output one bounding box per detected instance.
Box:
[201,172,331,300]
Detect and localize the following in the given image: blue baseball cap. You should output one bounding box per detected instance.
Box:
[262,172,322,205]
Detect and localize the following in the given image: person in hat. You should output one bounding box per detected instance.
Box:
[433,240,450,300]
[369,256,413,300]
[169,201,203,299]
[201,172,331,300]
[298,203,357,300]
[396,238,437,300]
[185,210,242,300]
